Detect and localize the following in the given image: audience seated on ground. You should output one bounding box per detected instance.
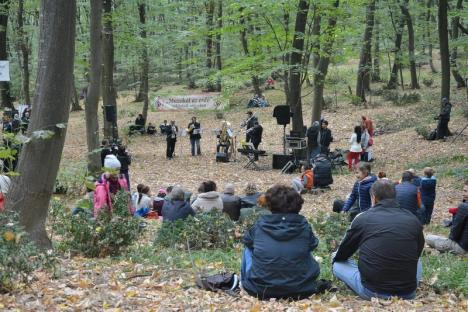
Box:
[396,171,423,223]
[147,122,157,135]
[426,181,467,255]
[221,183,242,221]
[191,180,223,213]
[162,186,195,222]
[239,194,271,223]
[241,183,262,208]
[133,184,153,217]
[129,114,146,134]
[333,180,424,301]
[241,185,327,300]
[153,188,167,216]
[291,164,314,194]
[333,163,376,221]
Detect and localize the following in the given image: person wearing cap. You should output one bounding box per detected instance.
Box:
[102,154,126,194]
[319,120,333,155]
[221,183,242,221]
[436,97,452,139]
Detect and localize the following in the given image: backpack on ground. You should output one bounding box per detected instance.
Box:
[196,273,239,293]
[313,156,333,187]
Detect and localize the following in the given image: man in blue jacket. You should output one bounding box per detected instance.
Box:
[333,180,424,300]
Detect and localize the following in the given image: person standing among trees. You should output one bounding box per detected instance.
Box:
[187,116,201,156]
[319,120,333,155]
[166,120,178,160]
[307,121,321,162]
[436,97,452,139]
[361,116,374,137]
[348,126,363,170]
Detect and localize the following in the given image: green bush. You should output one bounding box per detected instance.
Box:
[155,210,237,250]
[50,191,140,258]
[54,163,87,196]
[422,78,433,87]
[0,211,54,292]
[415,125,431,139]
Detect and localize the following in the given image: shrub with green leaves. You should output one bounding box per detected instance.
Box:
[0,211,54,292]
[155,210,237,250]
[54,162,88,196]
[50,191,140,258]
[415,125,431,139]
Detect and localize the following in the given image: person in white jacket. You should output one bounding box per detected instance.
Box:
[348,126,363,170]
[191,180,223,213]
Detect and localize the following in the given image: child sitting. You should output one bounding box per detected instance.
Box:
[421,167,437,225]
[133,184,153,217]
[291,165,313,194]
[241,185,324,300]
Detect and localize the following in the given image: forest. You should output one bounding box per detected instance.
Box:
[0,0,467,311]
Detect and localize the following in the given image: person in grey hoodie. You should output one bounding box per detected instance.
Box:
[191,180,223,213]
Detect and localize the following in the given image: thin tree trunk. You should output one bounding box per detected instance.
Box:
[438,0,450,100]
[0,0,13,109]
[70,76,82,111]
[239,7,261,96]
[205,1,215,70]
[426,0,437,73]
[85,0,102,173]
[289,0,310,133]
[312,1,339,123]
[17,0,31,105]
[387,12,405,89]
[450,0,466,88]
[139,2,149,123]
[372,13,381,82]
[283,10,291,105]
[356,0,376,101]
[215,0,222,92]
[400,0,419,89]
[6,0,76,249]
[102,0,118,140]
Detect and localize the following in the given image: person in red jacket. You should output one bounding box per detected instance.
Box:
[361,116,374,137]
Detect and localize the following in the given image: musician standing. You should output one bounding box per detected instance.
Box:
[244,111,258,142]
[166,120,178,160]
[187,116,201,156]
[249,121,263,160]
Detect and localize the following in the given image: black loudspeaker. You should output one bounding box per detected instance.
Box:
[272,153,294,169]
[104,105,116,122]
[273,105,292,125]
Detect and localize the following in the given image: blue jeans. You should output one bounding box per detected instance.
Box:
[190,138,201,156]
[240,248,253,283]
[423,202,434,224]
[332,259,422,300]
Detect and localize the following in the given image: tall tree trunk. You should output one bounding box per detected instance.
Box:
[85,0,102,173]
[372,13,381,82]
[17,0,31,105]
[215,0,222,92]
[139,2,149,122]
[312,1,339,123]
[450,0,466,88]
[288,0,310,133]
[70,76,82,111]
[205,1,215,70]
[400,0,419,89]
[283,11,291,105]
[356,0,376,101]
[0,0,13,109]
[438,0,450,100]
[426,0,437,73]
[6,0,76,249]
[387,12,405,89]
[239,7,261,96]
[102,0,118,140]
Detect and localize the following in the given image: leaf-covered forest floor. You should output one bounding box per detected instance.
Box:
[1,83,468,311]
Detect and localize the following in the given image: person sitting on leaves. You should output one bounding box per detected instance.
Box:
[129,114,146,135]
[132,184,153,218]
[221,183,242,221]
[147,122,156,135]
[291,164,314,194]
[241,185,330,300]
[191,180,223,213]
[240,183,262,209]
[162,186,195,222]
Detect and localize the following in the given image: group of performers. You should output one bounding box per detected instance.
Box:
[162,112,264,161]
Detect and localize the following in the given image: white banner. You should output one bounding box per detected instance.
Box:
[154,95,220,110]
[0,61,10,82]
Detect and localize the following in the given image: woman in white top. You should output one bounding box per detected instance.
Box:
[348,126,362,170]
[133,184,153,217]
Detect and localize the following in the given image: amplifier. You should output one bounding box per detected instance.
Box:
[286,136,307,149]
[272,154,294,169]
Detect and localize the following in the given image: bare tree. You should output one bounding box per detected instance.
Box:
[6,0,76,248]
[85,0,103,173]
[438,0,450,100]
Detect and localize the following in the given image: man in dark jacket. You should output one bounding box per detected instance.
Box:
[187,116,201,156]
[319,120,333,155]
[313,154,333,188]
[341,163,377,220]
[162,187,195,221]
[307,121,321,162]
[244,111,258,141]
[436,97,451,139]
[426,181,468,255]
[333,180,424,300]
[221,183,242,221]
[116,145,131,190]
[241,185,323,300]
[396,171,422,221]
[248,121,263,160]
[166,121,178,160]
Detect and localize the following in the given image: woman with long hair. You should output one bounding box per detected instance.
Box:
[348,125,363,170]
